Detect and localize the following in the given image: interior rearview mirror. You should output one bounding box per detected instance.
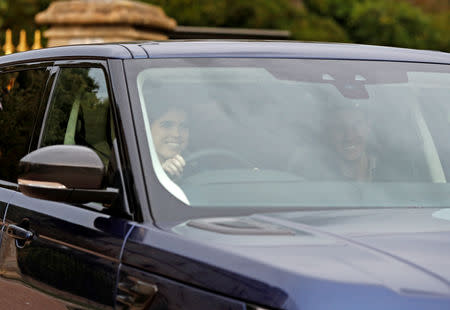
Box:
[18,145,118,204]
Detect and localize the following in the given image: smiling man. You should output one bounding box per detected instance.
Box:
[324,103,375,181]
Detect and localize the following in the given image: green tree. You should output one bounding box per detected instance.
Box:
[0,0,7,29]
[0,69,49,182]
[144,0,349,43]
[0,0,447,52]
[302,0,449,51]
[289,11,350,43]
[429,11,450,51]
[348,0,438,49]
[145,0,297,29]
[302,0,360,25]
[1,0,51,46]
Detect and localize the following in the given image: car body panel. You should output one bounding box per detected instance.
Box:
[133,208,450,310]
[117,264,248,309]
[0,192,133,309]
[122,224,289,308]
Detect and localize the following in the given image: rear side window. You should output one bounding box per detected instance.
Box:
[0,69,49,183]
[41,67,114,169]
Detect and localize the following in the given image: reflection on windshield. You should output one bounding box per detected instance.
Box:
[133,59,450,208]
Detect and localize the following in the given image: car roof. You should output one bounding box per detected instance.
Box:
[0,40,449,66]
[0,44,133,66]
[140,41,450,64]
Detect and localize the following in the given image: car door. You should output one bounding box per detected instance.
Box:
[116,224,257,310]
[0,65,52,252]
[0,62,134,309]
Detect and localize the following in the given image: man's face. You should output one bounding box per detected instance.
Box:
[150,108,189,161]
[327,108,369,161]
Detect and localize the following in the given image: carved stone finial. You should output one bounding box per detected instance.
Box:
[35,0,177,47]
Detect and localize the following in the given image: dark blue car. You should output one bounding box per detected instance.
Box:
[0,41,449,310]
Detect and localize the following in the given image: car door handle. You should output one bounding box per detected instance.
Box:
[6,224,33,241]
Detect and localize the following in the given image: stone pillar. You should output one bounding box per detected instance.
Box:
[35,0,177,47]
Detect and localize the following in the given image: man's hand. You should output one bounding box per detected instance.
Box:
[162,154,186,179]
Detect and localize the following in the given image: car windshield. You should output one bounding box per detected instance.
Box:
[126,58,450,210]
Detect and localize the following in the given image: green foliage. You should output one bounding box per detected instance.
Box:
[144,0,297,29]
[144,0,349,43]
[304,0,450,51]
[0,69,48,182]
[407,0,450,13]
[43,68,110,147]
[0,0,51,46]
[142,0,448,51]
[429,11,450,51]
[42,68,98,146]
[348,0,437,49]
[302,0,361,24]
[42,67,112,166]
[3,0,51,31]
[289,11,350,43]
[302,0,449,51]
[0,0,447,52]
[0,0,7,29]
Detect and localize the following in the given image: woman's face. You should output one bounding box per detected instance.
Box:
[150,108,189,161]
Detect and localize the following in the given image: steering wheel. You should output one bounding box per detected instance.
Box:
[183,148,254,177]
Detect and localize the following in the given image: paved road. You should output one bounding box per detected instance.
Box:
[0,276,66,310]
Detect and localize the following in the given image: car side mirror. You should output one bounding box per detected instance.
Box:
[18,145,118,205]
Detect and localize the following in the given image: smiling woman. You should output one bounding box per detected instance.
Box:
[149,104,190,179]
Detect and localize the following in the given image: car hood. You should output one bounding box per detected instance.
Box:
[174,208,450,309]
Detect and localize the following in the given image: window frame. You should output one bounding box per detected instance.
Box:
[38,60,112,148]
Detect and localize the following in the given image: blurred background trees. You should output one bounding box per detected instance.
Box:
[145,0,449,51]
[0,0,52,47]
[0,0,7,30]
[0,0,449,51]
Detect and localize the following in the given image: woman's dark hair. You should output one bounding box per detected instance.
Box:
[148,102,190,124]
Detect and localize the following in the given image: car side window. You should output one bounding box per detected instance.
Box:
[41,67,115,168]
[0,69,49,183]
